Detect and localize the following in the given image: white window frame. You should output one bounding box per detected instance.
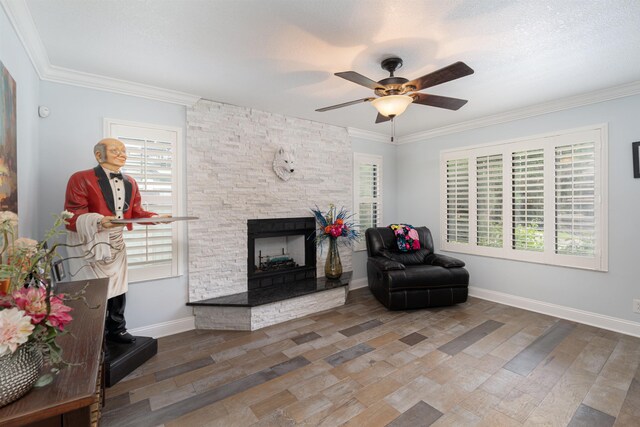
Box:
[104,118,184,282]
[353,153,383,251]
[440,124,608,271]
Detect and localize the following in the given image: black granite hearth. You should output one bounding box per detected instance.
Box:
[187,272,351,308]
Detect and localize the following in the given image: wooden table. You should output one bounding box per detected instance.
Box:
[0,279,108,427]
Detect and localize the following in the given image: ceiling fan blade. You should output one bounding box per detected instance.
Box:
[316,98,374,112]
[403,61,474,92]
[335,71,385,90]
[412,93,468,110]
[375,113,391,124]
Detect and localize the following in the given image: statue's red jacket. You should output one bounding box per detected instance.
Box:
[64,166,155,231]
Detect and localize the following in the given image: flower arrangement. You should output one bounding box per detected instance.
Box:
[310,204,360,247]
[0,210,76,375]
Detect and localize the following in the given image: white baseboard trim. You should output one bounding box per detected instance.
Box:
[349,278,368,290]
[129,316,195,339]
[469,286,640,338]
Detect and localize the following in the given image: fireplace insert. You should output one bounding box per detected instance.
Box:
[247,217,316,290]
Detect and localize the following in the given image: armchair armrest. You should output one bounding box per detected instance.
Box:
[425,253,466,268]
[368,257,405,271]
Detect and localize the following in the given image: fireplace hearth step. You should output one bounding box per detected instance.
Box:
[188,272,351,308]
[188,272,352,331]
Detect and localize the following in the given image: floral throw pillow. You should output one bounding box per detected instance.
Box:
[388,224,421,252]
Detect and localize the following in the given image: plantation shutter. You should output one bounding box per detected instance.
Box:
[554,141,596,256]
[446,158,469,243]
[476,154,503,247]
[106,120,180,281]
[120,137,174,268]
[441,125,606,271]
[353,153,383,251]
[511,148,544,251]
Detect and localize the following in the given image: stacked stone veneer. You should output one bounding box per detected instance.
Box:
[187,100,352,302]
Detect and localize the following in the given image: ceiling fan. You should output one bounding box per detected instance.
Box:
[316,57,474,124]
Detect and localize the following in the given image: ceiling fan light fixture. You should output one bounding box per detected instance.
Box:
[371,95,413,118]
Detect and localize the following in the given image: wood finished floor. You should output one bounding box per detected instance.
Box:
[102,288,640,426]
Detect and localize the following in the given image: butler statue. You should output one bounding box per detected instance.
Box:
[64,138,166,344]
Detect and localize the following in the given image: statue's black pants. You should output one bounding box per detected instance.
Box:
[105,293,127,334]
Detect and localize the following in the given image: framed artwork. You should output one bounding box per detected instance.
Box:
[633,141,640,179]
[0,59,18,214]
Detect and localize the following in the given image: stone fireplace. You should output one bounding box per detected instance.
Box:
[186,99,353,330]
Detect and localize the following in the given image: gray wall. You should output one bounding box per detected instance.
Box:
[0,5,40,238]
[396,94,640,323]
[37,81,192,330]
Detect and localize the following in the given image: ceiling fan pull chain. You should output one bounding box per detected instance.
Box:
[391,118,395,143]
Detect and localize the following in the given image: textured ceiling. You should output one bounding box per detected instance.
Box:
[23,0,640,137]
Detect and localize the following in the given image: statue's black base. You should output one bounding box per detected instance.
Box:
[104,336,157,387]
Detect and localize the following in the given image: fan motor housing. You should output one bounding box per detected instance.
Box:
[376,77,410,96]
[381,57,403,74]
[377,57,411,95]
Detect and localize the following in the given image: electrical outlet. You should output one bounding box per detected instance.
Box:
[634,299,640,314]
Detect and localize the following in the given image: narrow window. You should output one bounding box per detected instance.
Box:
[354,153,383,251]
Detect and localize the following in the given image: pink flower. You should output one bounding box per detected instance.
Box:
[411,240,420,250]
[13,286,48,324]
[0,293,13,308]
[407,228,419,241]
[48,295,73,331]
[0,308,35,356]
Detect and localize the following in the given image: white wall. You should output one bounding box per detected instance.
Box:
[396,94,640,324]
[37,81,192,331]
[351,136,398,282]
[0,5,40,238]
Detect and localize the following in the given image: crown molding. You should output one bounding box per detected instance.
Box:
[1,0,48,79]
[44,65,201,106]
[347,127,393,144]
[398,80,640,144]
[1,0,201,106]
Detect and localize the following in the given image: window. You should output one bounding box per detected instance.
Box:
[440,125,607,271]
[445,158,469,244]
[476,154,502,248]
[354,153,383,251]
[105,119,183,282]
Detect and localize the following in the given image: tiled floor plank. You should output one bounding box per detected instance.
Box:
[101,288,640,427]
[386,400,443,427]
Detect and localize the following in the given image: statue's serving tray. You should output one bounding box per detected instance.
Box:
[111,216,198,224]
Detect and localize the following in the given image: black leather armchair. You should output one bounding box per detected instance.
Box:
[365,226,469,310]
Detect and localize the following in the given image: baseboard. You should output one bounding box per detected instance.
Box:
[129,316,195,339]
[469,286,640,338]
[128,286,640,339]
[349,278,368,290]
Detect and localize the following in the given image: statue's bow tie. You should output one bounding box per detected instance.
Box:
[109,172,123,180]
